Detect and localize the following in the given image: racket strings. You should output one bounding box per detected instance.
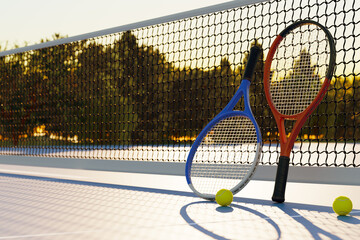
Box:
[270,24,331,116]
[190,116,259,195]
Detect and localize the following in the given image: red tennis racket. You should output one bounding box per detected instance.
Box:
[264,20,336,203]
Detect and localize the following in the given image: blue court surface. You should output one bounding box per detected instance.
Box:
[0,163,359,240]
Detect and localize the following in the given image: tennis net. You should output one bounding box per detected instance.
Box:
[0,0,359,168]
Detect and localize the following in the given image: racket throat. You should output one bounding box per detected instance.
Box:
[278,119,289,154]
[280,140,294,156]
[222,80,250,112]
[278,119,296,156]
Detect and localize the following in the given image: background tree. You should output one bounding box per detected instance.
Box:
[0,52,36,145]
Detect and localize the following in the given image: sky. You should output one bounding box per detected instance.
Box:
[0,0,230,50]
[1,0,358,74]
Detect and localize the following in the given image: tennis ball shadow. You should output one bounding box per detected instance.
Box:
[216,206,234,213]
[337,215,360,224]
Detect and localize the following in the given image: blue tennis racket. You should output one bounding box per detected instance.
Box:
[185,46,262,200]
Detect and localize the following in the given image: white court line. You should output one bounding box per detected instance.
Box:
[0,169,89,180]
[0,230,104,239]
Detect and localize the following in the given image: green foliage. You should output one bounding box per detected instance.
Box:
[0,52,35,145]
[315,75,360,141]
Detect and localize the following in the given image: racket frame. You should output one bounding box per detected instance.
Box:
[185,46,262,200]
[263,20,336,202]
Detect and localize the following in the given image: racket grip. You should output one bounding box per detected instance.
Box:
[243,46,261,81]
[272,156,290,203]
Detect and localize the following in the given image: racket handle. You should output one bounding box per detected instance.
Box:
[243,46,261,81]
[272,156,290,203]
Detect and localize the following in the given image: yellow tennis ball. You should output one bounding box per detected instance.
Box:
[332,196,352,216]
[215,189,233,207]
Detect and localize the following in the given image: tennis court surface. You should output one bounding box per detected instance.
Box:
[0,0,360,239]
[0,163,358,240]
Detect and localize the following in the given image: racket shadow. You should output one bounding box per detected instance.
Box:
[237,197,359,239]
[180,200,281,240]
[181,197,356,240]
[275,202,344,240]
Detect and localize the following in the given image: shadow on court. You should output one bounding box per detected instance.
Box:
[1,172,357,240]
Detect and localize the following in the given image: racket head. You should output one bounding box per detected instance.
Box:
[185,111,262,200]
[264,20,336,120]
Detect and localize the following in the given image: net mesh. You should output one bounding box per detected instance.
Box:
[190,116,259,195]
[269,23,331,116]
[0,0,359,168]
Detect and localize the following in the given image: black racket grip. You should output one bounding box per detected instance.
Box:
[272,156,290,203]
[243,45,261,81]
